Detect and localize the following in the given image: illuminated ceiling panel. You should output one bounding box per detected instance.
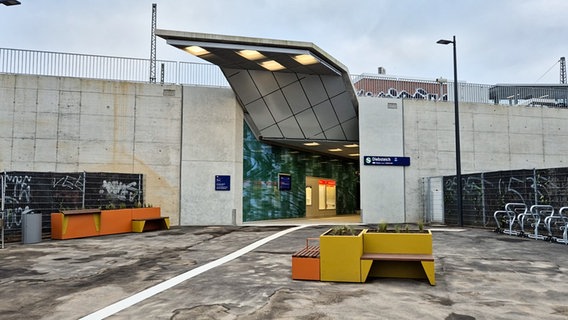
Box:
[157,29,359,159]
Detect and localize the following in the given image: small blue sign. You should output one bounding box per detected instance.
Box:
[215,175,231,191]
[364,156,410,166]
[278,173,291,191]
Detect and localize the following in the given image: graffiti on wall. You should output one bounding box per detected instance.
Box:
[443,168,568,227]
[52,173,85,209]
[2,174,35,229]
[83,173,142,208]
[353,77,448,100]
[99,180,139,203]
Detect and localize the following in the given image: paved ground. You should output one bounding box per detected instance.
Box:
[0,225,567,320]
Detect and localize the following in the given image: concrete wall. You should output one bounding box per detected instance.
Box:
[359,98,406,223]
[0,74,244,226]
[359,97,568,223]
[403,99,568,223]
[0,74,182,224]
[5,73,568,226]
[180,86,243,225]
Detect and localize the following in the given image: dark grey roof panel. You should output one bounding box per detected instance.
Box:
[157,29,360,159]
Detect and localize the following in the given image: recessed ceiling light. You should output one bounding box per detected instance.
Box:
[185,46,210,56]
[348,153,360,157]
[237,50,266,61]
[259,60,285,71]
[328,148,343,152]
[344,144,359,148]
[293,54,318,65]
[303,142,320,146]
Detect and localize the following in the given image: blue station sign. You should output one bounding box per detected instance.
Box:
[215,175,231,191]
[364,156,410,166]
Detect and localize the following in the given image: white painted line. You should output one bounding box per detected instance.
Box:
[79,225,308,320]
[428,228,467,232]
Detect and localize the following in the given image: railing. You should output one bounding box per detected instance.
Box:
[0,47,229,87]
[2,47,568,107]
[352,73,492,104]
[352,73,568,107]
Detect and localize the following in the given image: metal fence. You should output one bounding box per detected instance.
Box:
[0,47,229,87]
[352,74,568,107]
[0,171,143,242]
[426,167,568,228]
[351,73,492,104]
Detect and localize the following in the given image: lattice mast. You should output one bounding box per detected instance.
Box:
[560,57,566,84]
[149,3,157,83]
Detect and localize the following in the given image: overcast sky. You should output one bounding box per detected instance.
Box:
[1,0,566,84]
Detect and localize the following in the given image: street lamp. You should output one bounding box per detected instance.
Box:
[0,0,21,5]
[437,35,463,227]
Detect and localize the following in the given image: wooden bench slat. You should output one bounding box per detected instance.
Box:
[293,249,320,257]
[132,217,169,221]
[61,209,102,215]
[293,245,320,258]
[131,217,170,232]
[361,253,434,261]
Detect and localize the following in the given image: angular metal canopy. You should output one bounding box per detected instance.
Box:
[157,29,359,159]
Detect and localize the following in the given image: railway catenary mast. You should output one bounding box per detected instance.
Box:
[149,3,157,83]
[560,57,566,84]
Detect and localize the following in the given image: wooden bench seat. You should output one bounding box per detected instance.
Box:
[361,253,434,261]
[292,245,320,258]
[291,239,320,281]
[61,209,102,215]
[360,253,435,285]
[131,217,170,232]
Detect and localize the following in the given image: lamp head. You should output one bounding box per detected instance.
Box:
[436,39,453,45]
[0,0,21,5]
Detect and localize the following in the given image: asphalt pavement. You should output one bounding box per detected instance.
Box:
[0,225,567,320]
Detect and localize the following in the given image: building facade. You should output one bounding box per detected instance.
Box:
[2,73,568,228]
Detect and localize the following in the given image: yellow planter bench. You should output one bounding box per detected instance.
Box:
[131,217,170,232]
[293,228,435,285]
[360,253,435,285]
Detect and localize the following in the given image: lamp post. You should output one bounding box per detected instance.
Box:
[437,35,463,227]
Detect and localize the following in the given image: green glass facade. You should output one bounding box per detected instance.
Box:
[243,124,360,221]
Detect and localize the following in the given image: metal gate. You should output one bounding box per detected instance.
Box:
[422,177,445,224]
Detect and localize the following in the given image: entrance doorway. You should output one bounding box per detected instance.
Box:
[305,176,337,218]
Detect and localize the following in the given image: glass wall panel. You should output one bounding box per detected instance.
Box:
[243,123,359,221]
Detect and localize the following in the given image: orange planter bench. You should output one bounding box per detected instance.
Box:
[291,238,320,281]
[100,209,133,235]
[51,209,102,240]
[51,207,165,239]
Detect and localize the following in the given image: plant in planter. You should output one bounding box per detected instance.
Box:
[105,203,116,210]
[319,225,366,282]
[378,221,388,232]
[328,225,357,235]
